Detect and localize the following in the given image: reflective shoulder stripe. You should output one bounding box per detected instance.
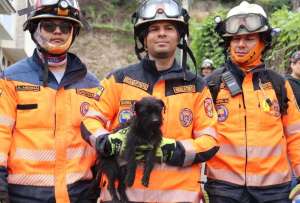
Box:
[219,143,282,159]
[8,174,55,186]
[67,146,95,160]
[100,187,201,202]
[193,127,217,139]
[89,129,109,149]
[0,153,7,167]
[66,170,93,185]
[0,115,15,128]
[207,167,291,186]
[15,148,56,162]
[85,109,110,127]
[14,147,95,162]
[8,170,93,186]
[285,121,300,136]
[180,140,196,167]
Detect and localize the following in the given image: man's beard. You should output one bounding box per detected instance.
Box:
[152,49,175,59]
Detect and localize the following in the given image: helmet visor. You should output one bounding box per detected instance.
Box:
[138,0,182,19]
[225,14,266,34]
[36,0,79,10]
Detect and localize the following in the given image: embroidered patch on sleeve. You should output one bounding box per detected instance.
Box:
[179,108,193,127]
[204,98,214,118]
[216,105,229,122]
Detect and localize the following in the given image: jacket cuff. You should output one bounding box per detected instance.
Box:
[166,141,185,166]
[95,133,111,157]
[0,166,8,193]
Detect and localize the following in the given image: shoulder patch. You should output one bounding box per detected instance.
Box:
[173,85,196,94]
[76,86,104,101]
[216,104,229,122]
[123,76,149,91]
[120,100,135,106]
[204,98,214,118]
[16,85,40,92]
[179,108,193,127]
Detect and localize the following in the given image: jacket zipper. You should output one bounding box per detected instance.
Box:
[241,92,247,186]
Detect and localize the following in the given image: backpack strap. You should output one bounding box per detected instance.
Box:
[206,66,226,104]
[266,70,289,115]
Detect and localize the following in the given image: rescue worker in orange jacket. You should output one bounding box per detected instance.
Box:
[80,0,219,202]
[0,0,99,202]
[205,1,300,203]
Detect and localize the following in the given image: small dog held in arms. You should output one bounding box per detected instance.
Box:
[97,96,165,202]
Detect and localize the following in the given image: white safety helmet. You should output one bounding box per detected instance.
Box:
[201,59,214,69]
[223,1,270,37]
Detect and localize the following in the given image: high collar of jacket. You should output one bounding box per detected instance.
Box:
[32,49,87,87]
[141,57,196,81]
[226,60,266,86]
[286,74,300,84]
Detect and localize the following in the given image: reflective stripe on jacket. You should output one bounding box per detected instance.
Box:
[81,58,219,202]
[206,61,300,187]
[0,50,99,203]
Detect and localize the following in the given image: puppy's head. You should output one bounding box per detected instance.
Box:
[133,97,165,129]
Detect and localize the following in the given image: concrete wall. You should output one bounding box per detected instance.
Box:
[0,0,35,70]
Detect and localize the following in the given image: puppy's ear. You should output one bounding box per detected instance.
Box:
[158,99,165,113]
[132,100,139,116]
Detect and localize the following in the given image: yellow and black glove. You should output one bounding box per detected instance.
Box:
[96,128,129,157]
[289,177,300,201]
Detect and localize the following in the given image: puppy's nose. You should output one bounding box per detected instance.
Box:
[151,118,162,126]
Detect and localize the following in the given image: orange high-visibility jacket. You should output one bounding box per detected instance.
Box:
[0,51,99,203]
[81,58,219,202]
[206,62,300,187]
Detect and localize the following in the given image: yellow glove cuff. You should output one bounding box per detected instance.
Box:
[289,183,300,200]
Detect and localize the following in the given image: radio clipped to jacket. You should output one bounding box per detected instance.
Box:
[222,71,242,97]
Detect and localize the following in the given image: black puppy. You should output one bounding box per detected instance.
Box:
[97,97,164,202]
[124,96,164,188]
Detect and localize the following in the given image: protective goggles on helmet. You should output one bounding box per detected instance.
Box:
[224,13,267,34]
[138,0,182,19]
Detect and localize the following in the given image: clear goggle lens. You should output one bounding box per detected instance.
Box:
[225,14,266,34]
[139,0,181,19]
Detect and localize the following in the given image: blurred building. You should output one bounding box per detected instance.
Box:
[0,0,35,70]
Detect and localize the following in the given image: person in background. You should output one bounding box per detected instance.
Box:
[286,50,300,107]
[200,58,214,78]
[0,0,99,202]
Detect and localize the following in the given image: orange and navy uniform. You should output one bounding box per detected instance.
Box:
[0,50,99,203]
[81,58,219,202]
[206,61,300,193]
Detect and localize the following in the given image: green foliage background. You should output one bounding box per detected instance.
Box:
[190,0,299,73]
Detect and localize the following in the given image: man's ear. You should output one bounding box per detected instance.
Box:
[144,37,147,51]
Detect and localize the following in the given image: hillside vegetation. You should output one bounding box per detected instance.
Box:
[71,0,298,78]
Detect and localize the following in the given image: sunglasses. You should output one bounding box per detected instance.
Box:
[40,21,73,34]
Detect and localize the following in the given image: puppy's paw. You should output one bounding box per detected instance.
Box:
[125,175,135,187]
[141,176,149,187]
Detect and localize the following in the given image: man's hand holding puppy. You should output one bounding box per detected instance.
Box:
[95,128,128,157]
